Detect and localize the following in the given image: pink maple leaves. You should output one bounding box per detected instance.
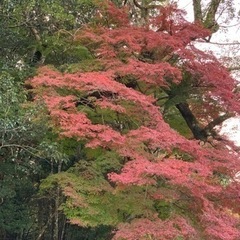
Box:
[28,2,240,239]
[113,217,196,240]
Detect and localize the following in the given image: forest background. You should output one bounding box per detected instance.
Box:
[0,0,240,239]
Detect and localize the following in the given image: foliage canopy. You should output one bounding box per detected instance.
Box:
[1,0,240,239]
[27,1,240,240]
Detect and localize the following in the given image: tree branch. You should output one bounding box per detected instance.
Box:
[193,0,203,22]
[192,0,221,33]
[204,113,233,133]
[203,0,221,32]
[176,102,208,140]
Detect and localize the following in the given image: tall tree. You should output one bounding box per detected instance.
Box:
[29,1,240,239]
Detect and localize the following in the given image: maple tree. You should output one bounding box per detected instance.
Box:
[27,1,240,239]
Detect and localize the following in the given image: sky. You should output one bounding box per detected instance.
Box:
[219,119,240,146]
[177,0,240,147]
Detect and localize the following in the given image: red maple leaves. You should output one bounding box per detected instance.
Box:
[28,2,240,239]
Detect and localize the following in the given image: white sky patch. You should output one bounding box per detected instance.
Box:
[219,117,240,147]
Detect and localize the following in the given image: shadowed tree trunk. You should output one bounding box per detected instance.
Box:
[176,102,208,140]
[176,102,232,141]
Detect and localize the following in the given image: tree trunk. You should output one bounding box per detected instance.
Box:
[176,102,208,140]
[53,187,59,240]
[60,216,66,240]
[53,160,62,240]
[193,0,203,22]
[192,0,221,33]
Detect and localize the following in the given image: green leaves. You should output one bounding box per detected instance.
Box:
[0,0,97,69]
[39,148,156,229]
[163,76,192,110]
[0,70,54,237]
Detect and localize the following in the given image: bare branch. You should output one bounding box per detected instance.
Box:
[196,40,240,46]
[228,66,240,72]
